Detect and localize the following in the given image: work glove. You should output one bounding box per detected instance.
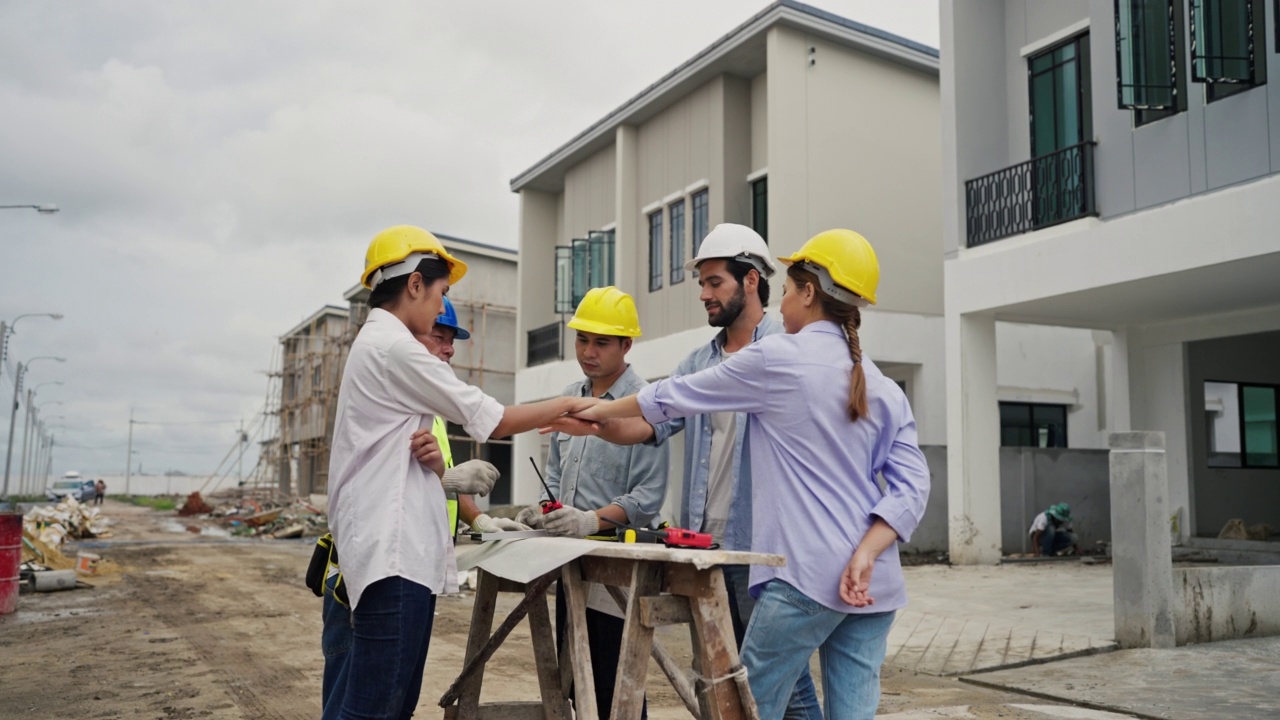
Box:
[441,460,500,497]
[469,514,531,533]
[543,506,600,538]
[514,504,547,530]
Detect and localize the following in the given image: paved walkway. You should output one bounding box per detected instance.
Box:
[887,563,1117,675]
[963,636,1280,720]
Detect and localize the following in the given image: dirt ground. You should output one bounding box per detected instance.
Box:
[0,500,1084,720]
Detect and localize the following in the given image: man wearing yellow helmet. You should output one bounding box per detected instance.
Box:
[566,230,930,720]
[513,286,668,720]
[327,225,597,719]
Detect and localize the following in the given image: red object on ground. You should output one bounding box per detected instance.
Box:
[0,512,22,615]
[177,492,213,516]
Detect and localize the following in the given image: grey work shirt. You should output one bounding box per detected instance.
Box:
[543,365,669,528]
[650,314,785,551]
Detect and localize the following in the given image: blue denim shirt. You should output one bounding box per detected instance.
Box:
[650,314,784,551]
[544,365,669,527]
[638,321,930,613]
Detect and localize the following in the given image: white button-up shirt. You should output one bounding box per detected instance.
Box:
[328,308,504,609]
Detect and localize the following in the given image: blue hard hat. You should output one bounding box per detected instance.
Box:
[435,296,470,340]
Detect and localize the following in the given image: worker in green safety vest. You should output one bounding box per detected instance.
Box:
[422,296,526,536]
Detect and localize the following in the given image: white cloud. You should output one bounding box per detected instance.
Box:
[0,0,937,478]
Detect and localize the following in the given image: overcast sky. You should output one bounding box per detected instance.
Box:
[0,0,938,482]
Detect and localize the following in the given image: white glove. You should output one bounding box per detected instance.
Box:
[543,506,601,538]
[470,514,531,533]
[514,504,547,529]
[441,460,500,496]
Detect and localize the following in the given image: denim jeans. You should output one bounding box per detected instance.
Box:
[321,573,352,720]
[337,576,437,720]
[723,566,821,720]
[741,580,895,720]
[1041,528,1077,556]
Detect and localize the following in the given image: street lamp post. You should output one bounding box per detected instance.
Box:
[2,356,65,500]
[28,417,63,496]
[1,313,64,383]
[22,399,62,492]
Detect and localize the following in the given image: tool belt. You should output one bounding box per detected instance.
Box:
[306,533,349,608]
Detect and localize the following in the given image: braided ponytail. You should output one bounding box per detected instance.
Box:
[843,308,867,422]
[785,264,869,422]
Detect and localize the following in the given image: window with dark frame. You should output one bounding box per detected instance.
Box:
[648,210,663,292]
[1115,0,1187,125]
[553,230,615,315]
[751,176,768,243]
[1030,34,1092,157]
[587,229,615,290]
[999,402,1069,448]
[692,189,709,253]
[669,199,686,284]
[1193,0,1268,102]
[1204,380,1279,468]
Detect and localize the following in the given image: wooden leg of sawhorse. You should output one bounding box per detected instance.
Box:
[560,560,599,720]
[457,569,500,720]
[681,567,760,720]
[608,561,665,720]
[528,586,570,720]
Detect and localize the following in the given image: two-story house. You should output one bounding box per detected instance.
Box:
[509,1,948,513]
[942,0,1280,563]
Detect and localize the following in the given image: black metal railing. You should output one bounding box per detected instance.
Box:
[965,141,1097,247]
[526,322,562,367]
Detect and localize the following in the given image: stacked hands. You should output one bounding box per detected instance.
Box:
[408,398,883,607]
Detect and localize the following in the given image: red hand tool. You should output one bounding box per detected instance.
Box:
[529,457,563,515]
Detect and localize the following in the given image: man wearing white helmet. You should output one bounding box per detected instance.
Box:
[547,223,819,719]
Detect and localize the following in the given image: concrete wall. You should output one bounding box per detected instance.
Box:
[1174,566,1280,644]
[516,189,560,367]
[997,322,1108,449]
[902,444,1111,555]
[767,25,943,316]
[1185,331,1280,534]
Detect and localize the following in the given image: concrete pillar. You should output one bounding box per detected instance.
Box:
[1109,431,1176,649]
[945,310,1001,564]
[614,125,639,294]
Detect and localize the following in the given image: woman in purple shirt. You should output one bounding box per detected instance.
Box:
[570,229,930,720]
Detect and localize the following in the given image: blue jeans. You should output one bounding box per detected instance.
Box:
[723,566,821,720]
[337,576,437,720]
[1041,528,1077,556]
[741,580,895,720]
[321,573,353,720]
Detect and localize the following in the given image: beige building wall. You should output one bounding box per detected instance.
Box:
[767,25,943,316]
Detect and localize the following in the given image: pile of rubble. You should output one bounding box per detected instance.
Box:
[183,492,329,539]
[23,496,112,548]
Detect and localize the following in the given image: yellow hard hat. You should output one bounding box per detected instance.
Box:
[777,229,879,306]
[361,225,468,290]
[567,286,642,338]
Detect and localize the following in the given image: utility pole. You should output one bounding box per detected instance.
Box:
[125,409,134,496]
[44,436,54,490]
[2,362,25,500]
[19,389,33,494]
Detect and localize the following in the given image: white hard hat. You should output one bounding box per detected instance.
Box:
[684,223,776,278]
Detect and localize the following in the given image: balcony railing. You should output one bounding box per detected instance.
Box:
[965,141,1097,247]
[526,321,562,367]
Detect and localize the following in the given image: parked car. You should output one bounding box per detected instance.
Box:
[46,472,97,503]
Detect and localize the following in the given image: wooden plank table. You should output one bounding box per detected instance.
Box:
[439,541,784,720]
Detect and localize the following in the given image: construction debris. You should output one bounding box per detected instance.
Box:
[23,497,112,547]
[177,492,214,516]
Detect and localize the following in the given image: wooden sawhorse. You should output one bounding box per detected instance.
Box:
[439,543,784,720]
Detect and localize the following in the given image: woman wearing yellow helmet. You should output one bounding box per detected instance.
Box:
[328,226,596,719]
[568,229,929,720]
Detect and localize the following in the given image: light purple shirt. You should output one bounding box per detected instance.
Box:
[637,320,930,613]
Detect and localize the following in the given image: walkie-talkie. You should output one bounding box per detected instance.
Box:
[529,457,563,514]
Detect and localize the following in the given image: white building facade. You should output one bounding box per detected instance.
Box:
[942,0,1280,563]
